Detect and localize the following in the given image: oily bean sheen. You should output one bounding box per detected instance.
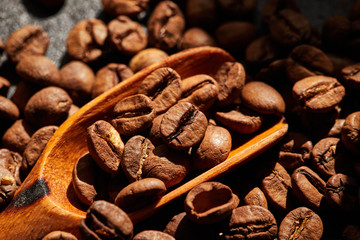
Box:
[286,44,334,83]
[341,62,360,89]
[66,19,108,63]
[341,111,360,155]
[241,81,285,116]
[107,16,147,56]
[223,205,278,240]
[24,86,73,127]
[291,166,326,210]
[215,62,246,106]
[41,231,78,240]
[5,24,49,63]
[142,144,190,188]
[192,125,232,170]
[72,154,98,206]
[133,230,175,240]
[92,63,133,99]
[138,67,182,114]
[179,74,219,112]
[101,0,150,17]
[114,178,166,212]
[129,48,168,73]
[79,200,133,240]
[278,207,323,240]
[184,182,239,224]
[121,135,155,182]
[87,120,124,174]
[16,55,62,86]
[311,137,340,178]
[261,162,293,211]
[278,132,313,170]
[243,187,268,209]
[112,94,155,136]
[147,1,185,50]
[292,75,346,113]
[22,125,58,175]
[325,173,358,212]
[160,102,208,150]
[215,105,263,134]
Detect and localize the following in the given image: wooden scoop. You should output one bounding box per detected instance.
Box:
[0,47,288,240]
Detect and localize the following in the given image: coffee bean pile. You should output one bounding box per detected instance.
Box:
[1,0,360,239]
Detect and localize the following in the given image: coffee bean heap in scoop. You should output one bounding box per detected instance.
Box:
[2,0,360,239]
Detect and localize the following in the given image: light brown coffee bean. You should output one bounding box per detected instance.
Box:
[112,94,155,136]
[177,28,216,50]
[114,178,166,212]
[133,230,175,240]
[0,96,20,122]
[87,120,124,174]
[0,148,22,185]
[184,181,239,224]
[0,166,18,207]
[5,24,49,63]
[101,0,150,18]
[138,67,182,114]
[243,187,268,209]
[16,55,61,86]
[41,231,78,240]
[129,48,168,73]
[341,111,360,156]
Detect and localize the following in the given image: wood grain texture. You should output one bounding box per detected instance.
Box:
[0,47,287,239]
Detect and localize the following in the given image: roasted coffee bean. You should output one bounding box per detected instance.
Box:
[286,44,334,83]
[179,74,219,112]
[262,162,293,211]
[0,77,10,96]
[215,62,245,107]
[138,67,182,114]
[101,0,149,17]
[177,28,216,50]
[160,102,208,150]
[16,55,61,86]
[185,0,217,30]
[0,149,22,185]
[322,16,350,52]
[325,173,358,212]
[278,132,313,170]
[341,111,360,155]
[112,94,155,136]
[72,154,98,206]
[1,119,36,154]
[121,135,154,182]
[255,58,288,85]
[67,104,79,119]
[66,19,107,63]
[79,200,133,240]
[261,0,299,24]
[215,21,256,54]
[222,205,278,240]
[142,144,190,188]
[192,125,232,170]
[268,9,311,48]
[184,181,239,224]
[59,61,95,105]
[5,24,49,63]
[341,62,360,89]
[92,63,133,99]
[147,1,185,50]
[241,81,286,116]
[114,178,166,212]
[215,105,263,134]
[243,187,268,209]
[245,35,280,67]
[326,119,345,138]
[11,81,41,113]
[22,125,58,175]
[87,120,124,174]
[343,225,360,240]
[311,137,346,178]
[41,231,78,240]
[218,0,257,19]
[278,207,323,240]
[148,114,164,146]
[0,166,18,207]
[129,48,168,73]
[0,96,20,122]
[24,86,73,127]
[133,230,174,240]
[291,166,326,210]
[107,16,147,56]
[292,76,346,113]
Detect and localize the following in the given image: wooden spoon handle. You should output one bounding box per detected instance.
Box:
[128,118,288,223]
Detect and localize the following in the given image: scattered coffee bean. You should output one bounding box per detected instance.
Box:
[129,48,168,73]
[243,187,268,209]
[177,28,216,50]
[101,0,149,18]
[41,231,78,240]
[341,111,360,155]
[133,230,175,240]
